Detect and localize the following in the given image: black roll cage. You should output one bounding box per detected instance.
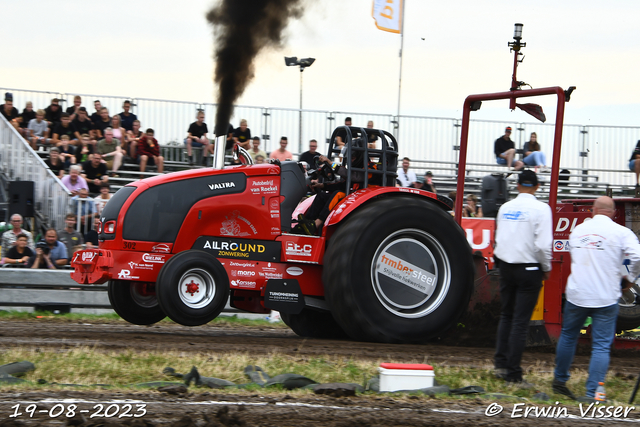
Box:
[327,126,399,195]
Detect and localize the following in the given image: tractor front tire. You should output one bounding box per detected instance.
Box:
[156,250,229,326]
[108,280,166,325]
[618,282,640,331]
[323,197,474,343]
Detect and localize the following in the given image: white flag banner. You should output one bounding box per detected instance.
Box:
[372,0,403,34]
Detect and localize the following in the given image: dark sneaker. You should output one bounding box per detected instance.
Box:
[494,368,507,380]
[552,379,576,400]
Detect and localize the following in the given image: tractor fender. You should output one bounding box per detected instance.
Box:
[323,187,451,233]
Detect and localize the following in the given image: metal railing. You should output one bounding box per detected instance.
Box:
[0,115,70,231]
[3,87,640,186]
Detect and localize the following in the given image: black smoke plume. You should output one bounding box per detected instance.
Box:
[207,0,304,136]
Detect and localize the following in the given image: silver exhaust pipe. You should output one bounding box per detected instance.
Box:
[213,135,226,169]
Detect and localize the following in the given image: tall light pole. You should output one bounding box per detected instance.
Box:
[285,56,315,154]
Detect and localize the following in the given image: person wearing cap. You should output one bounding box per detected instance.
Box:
[493,169,552,388]
[552,196,640,402]
[415,171,436,193]
[248,136,267,162]
[494,127,524,170]
[44,98,62,127]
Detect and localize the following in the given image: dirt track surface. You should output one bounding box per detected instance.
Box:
[1,320,640,426]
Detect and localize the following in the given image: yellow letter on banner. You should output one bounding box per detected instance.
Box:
[372,0,402,34]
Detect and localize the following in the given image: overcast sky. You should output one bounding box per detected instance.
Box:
[2,0,640,127]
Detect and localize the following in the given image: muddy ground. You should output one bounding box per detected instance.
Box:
[1,320,640,426]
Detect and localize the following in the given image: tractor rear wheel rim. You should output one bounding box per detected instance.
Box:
[130,283,158,309]
[370,228,451,319]
[178,268,216,309]
[619,283,640,308]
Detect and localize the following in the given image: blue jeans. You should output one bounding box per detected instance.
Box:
[523,151,546,166]
[554,301,619,397]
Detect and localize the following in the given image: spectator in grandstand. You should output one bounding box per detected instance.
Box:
[463,194,483,218]
[366,120,378,148]
[58,135,76,169]
[248,136,267,162]
[81,152,109,195]
[18,101,36,138]
[90,100,103,125]
[185,111,213,166]
[27,109,49,150]
[1,96,19,129]
[522,132,548,171]
[94,107,112,139]
[44,98,62,127]
[118,100,137,132]
[72,107,95,142]
[397,157,417,187]
[52,113,78,146]
[629,140,640,187]
[74,134,94,164]
[110,114,126,146]
[94,183,112,214]
[28,229,68,269]
[335,117,352,146]
[299,139,318,166]
[233,119,252,149]
[448,190,457,205]
[414,171,436,193]
[70,188,99,235]
[254,154,265,164]
[138,128,164,174]
[1,233,34,266]
[1,214,35,259]
[494,126,524,171]
[269,137,293,162]
[45,147,65,178]
[61,165,88,196]
[125,119,143,160]
[96,128,124,176]
[65,95,83,120]
[84,217,101,248]
[224,123,235,151]
[57,213,84,262]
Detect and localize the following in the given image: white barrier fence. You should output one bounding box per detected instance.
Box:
[2,87,640,185]
[0,115,70,231]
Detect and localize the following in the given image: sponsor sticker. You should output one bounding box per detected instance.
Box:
[285,242,312,257]
[142,253,166,263]
[195,237,281,262]
[377,252,435,295]
[117,269,139,280]
[553,240,569,252]
[231,279,256,288]
[151,243,171,253]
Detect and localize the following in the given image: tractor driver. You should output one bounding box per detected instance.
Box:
[294,140,367,235]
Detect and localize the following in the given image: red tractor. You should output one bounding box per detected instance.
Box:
[71,128,475,343]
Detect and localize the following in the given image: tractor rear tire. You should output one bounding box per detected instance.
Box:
[323,197,474,343]
[156,250,229,326]
[281,308,349,340]
[618,282,640,331]
[108,280,166,325]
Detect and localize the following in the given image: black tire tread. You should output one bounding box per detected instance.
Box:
[281,308,349,340]
[108,280,165,325]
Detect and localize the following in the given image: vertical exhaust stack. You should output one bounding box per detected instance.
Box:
[213,135,226,169]
[206,0,305,152]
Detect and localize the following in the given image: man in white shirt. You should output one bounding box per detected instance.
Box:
[397,157,417,187]
[553,196,640,402]
[493,170,552,387]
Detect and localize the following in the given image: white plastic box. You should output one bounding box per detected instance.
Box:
[378,363,435,392]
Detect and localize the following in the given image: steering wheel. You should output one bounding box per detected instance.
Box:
[317,160,336,182]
